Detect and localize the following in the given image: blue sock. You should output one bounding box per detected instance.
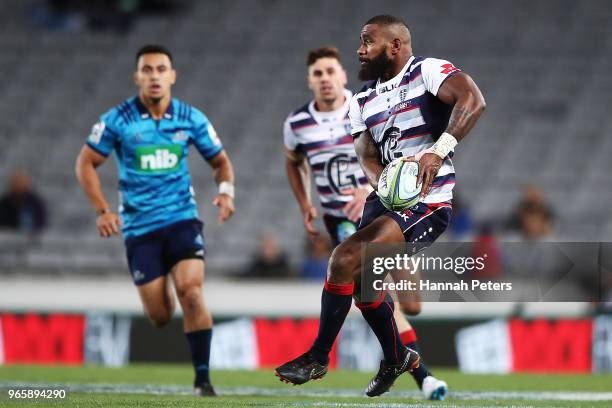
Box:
[358,293,406,365]
[310,282,354,365]
[186,328,212,386]
[406,341,431,388]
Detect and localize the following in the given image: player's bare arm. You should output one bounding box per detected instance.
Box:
[208,150,235,224]
[408,72,486,198]
[438,73,486,140]
[285,147,318,237]
[75,145,121,237]
[354,129,384,191]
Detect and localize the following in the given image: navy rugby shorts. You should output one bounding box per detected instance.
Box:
[358,191,452,250]
[124,219,205,285]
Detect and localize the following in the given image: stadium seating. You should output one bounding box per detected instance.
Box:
[1,0,611,275]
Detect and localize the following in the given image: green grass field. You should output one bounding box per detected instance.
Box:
[0,364,611,407]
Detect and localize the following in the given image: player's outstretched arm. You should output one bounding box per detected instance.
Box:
[75,145,121,237]
[354,129,384,191]
[207,150,235,225]
[285,148,318,238]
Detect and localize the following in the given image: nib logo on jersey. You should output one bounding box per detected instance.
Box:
[135,145,183,173]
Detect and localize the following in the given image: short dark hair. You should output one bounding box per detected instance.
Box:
[135,44,173,65]
[365,14,409,29]
[306,46,341,66]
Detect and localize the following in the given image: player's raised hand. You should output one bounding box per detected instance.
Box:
[404,152,442,199]
[96,211,122,238]
[342,187,369,222]
[302,205,319,239]
[212,194,235,225]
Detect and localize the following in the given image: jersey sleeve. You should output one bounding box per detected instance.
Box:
[191,109,223,160]
[348,94,367,136]
[421,57,461,96]
[283,116,298,151]
[86,113,119,157]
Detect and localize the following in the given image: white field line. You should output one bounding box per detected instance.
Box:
[0,382,611,402]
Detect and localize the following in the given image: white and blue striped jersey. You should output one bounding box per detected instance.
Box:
[349,56,460,204]
[284,90,369,217]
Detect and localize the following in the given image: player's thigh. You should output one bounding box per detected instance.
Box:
[356,202,453,280]
[136,275,173,317]
[333,191,406,272]
[353,191,406,245]
[350,214,406,244]
[330,215,405,282]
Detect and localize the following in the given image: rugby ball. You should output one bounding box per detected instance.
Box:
[377,158,421,211]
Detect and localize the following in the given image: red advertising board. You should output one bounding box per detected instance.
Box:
[510,319,592,372]
[1,313,84,364]
[254,317,338,368]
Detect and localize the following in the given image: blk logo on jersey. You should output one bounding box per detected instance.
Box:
[440,63,460,75]
[379,83,399,93]
[135,145,182,173]
[326,153,358,194]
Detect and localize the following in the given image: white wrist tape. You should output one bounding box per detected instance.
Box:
[219,181,235,199]
[431,132,458,159]
[415,132,458,160]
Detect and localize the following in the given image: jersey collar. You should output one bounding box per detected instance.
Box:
[308,89,352,124]
[375,55,415,95]
[134,97,174,120]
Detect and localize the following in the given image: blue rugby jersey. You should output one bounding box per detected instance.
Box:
[86,96,223,238]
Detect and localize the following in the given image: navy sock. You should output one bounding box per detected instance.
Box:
[186,328,212,386]
[358,293,406,365]
[406,341,431,388]
[310,282,354,365]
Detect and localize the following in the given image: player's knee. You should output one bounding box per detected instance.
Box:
[147,310,172,328]
[400,301,422,316]
[176,284,203,315]
[329,240,361,283]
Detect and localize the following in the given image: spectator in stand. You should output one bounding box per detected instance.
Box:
[517,202,554,240]
[503,186,560,287]
[0,170,47,234]
[246,232,291,278]
[506,185,554,237]
[301,235,332,280]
